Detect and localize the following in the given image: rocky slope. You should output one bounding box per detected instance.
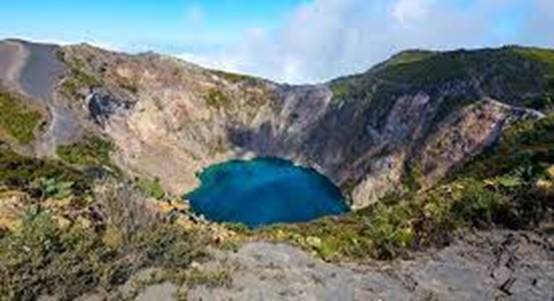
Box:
[1,39,552,208]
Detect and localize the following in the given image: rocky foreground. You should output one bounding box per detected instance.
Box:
[89,230,552,301]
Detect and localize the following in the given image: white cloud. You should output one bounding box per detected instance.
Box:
[390,0,433,24]
[180,0,554,84]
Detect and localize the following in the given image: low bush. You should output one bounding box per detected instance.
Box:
[0,145,90,196]
[204,88,231,109]
[0,91,42,144]
[136,177,165,200]
[56,135,114,167]
[0,180,211,300]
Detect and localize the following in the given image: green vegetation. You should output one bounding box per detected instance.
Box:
[330,46,554,122]
[513,47,554,71]
[136,177,165,200]
[0,91,42,144]
[58,51,101,99]
[329,82,352,101]
[182,269,232,288]
[56,135,114,167]
[0,181,211,300]
[203,88,232,109]
[62,69,100,99]
[0,144,89,195]
[0,213,210,300]
[156,268,232,292]
[382,50,436,67]
[211,70,256,84]
[38,177,75,200]
[252,114,554,261]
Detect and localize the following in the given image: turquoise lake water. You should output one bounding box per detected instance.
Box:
[186,158,349,228]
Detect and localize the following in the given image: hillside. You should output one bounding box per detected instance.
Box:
[2,41,553,208]
[0,40,552,300]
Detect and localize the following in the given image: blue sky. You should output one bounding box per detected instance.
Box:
[1,0,552,83]
[0,1,304,51]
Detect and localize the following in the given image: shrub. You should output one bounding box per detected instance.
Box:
[56,135,114,167]
[58,52,101,100]
[211,70,255,84]
[0,91,42,144]
[450,178,510,226]
[204,88,231,109]
[136,177,165,200]
[0,145,89,195]
[0,181,212,300]
[0,211,108,300]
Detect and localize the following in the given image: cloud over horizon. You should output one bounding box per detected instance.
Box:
[179,0,554,84]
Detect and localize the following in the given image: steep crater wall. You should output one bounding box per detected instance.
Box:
[2,40,551,209]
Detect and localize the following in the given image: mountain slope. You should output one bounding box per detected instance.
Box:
[1,40,552,208]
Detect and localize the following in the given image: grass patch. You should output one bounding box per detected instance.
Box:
[0,91,42,144]
[0,144,89,195]
[382,50,436,67]
[56,135,114,167]
[61,70,100,99]
[136,177,165,200]
[203,88,231,109]
[211,70,256,84]
[58,51,101,100]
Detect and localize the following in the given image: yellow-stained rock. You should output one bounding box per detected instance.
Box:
[54,215,72,229]
[103,224,124,248]
[546,165,554,179]
[43,197,72,210]
[76,216,93,230]
[306,236,322,248]
[535,179,553,195]
[0,191,29,230]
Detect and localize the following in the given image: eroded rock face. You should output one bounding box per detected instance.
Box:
[0,40,549,208]
[415,99,544,189]
[87,90,132,127]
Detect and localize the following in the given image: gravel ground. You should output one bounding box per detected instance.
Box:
[185,230,553,301]
[74,229,551,301]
